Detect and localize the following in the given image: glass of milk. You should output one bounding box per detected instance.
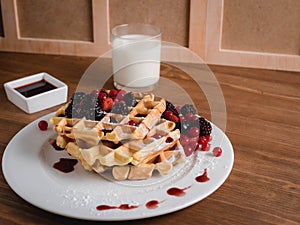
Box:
[111,24,161,91]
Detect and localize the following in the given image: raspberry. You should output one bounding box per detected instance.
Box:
[38,120,48,131]
[199,117,212,136]
[180,104,196,115]
[169,115,179,123]
[101,97,114,112]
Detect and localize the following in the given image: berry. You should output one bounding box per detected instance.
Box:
[38,120,48,131]
[98,92,108,101]
[128,120,137,126]
[95,107,106,121]
[199,117,212,136]
[101,97,114,112]
[165,101,179,116]
[180,104,196,115]
[117,90,127,100]
[199,136,208,145]
[185,113,198,122]
[213,147,222,157]
[123,92,136,106]
[64,102,73,118]
[188,138,199,150]
[188,127,200,138]
[109,89,118,99]
[180,134,190,146]
[111,103,129,115]
[170,115,179,123]
[201,142,210,151]
[71,92,86,101]
[90,89,100,97]
[183,145,194,157]
[164,110,173,120]
[82,94,99,110]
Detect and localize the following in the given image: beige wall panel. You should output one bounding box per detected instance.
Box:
[222,0,300,55]
[16,0,93,41]
[109,0,190,47]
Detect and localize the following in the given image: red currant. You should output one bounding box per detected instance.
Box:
[188,138,198,151]
[117,90,126,100]
[98,92,107,101]
[91,89,100,97]
[188,127,200,138]
[206,135,212,142]
[213,147,222,157]
[184,113,198,122]
[199,136,207,145]
[183,145,194,157]
[201,142,210,151]
[180,135,190,146]
[164,110,173,119]
[128,120,137,126]
[38,120,48,131]
[109,89,118,99]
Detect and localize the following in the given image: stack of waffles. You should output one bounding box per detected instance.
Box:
[50,92,186,180]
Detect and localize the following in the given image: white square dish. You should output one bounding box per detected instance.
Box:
[4,72,68,114]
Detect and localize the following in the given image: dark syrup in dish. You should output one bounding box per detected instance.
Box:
[15,79,56,97]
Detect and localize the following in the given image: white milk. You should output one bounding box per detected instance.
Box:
[112,34,161,88]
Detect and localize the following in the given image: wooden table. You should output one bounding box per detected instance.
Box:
[0,52,299,225]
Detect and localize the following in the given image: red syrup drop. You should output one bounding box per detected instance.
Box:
[167,186,192,197]
[49,139,64,151]
[195,169,210,182]
[96,204,138,211]
[53,158,78,173]
[146,200,160,209]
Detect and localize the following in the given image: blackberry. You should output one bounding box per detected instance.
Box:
[71,105,84,118]
[65,102,73,118]
[199,117,212,136]
[111,103,129,115]
[82,94,99,110]
[95,107,106,121]
[123,92,136,107]
[180,104,196,115]
[83,107,96,120]
[71,92,86,101]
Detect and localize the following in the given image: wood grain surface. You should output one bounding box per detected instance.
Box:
[0,52,299,225]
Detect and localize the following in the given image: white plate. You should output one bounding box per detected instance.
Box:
[2,113,234,221]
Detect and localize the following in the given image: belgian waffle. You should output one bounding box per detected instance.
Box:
[50,91,186,180]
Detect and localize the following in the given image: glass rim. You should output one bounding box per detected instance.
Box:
[111,23,162,40]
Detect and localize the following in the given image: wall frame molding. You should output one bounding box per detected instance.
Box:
[189,0,300,72]
[0,0,110,56]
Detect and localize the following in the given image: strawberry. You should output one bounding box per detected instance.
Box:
[101,97,114,112]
